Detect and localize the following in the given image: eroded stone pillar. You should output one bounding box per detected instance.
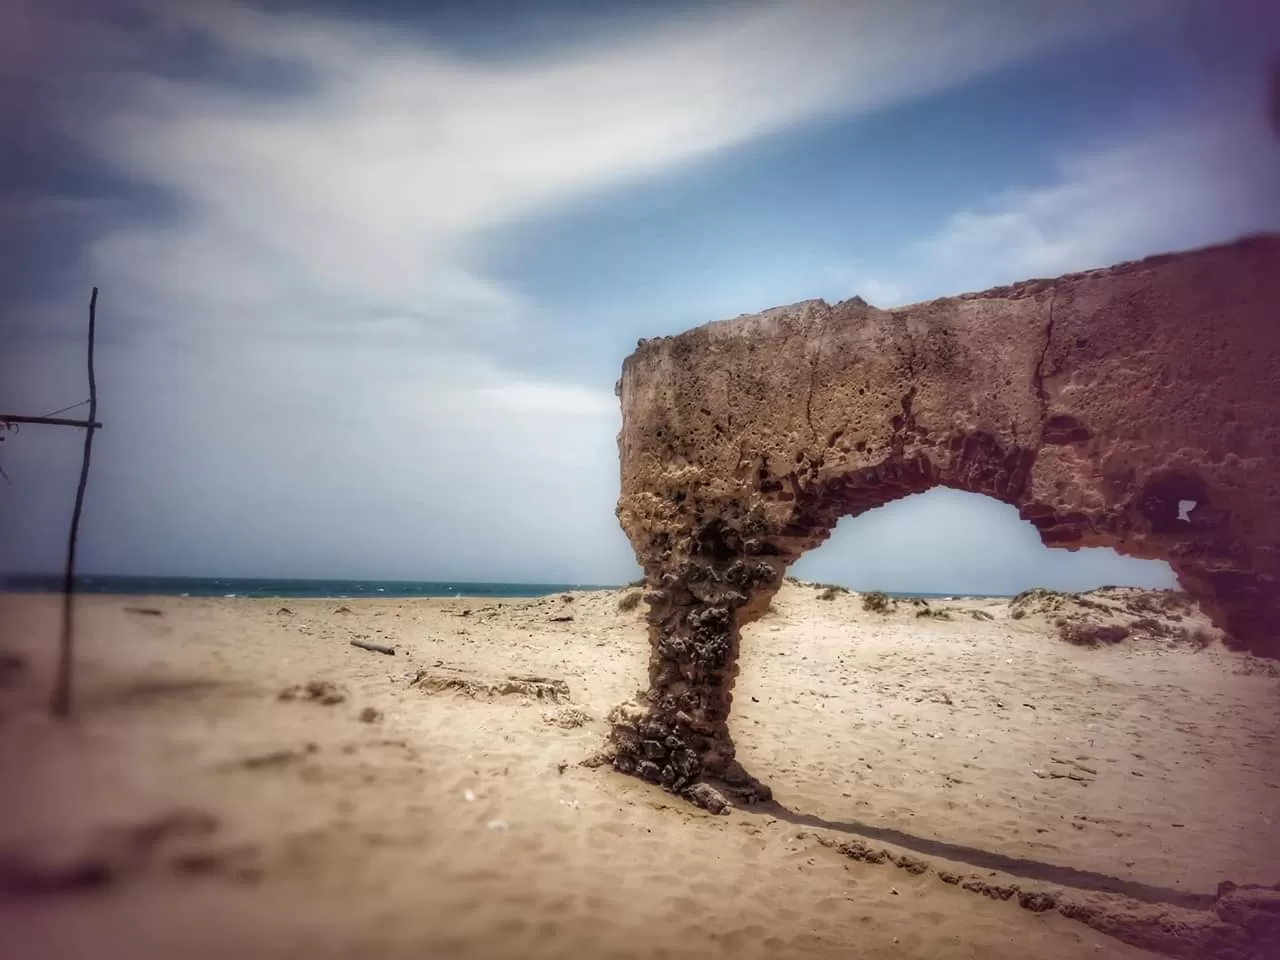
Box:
[608,523,784,811]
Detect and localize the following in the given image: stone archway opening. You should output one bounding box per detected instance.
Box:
[786,487,1178,598]
[604,237,1280,815]
[720,486,1182,810]
[607,446,1198,814]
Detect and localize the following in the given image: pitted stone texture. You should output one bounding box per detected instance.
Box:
[609,236,1280,799]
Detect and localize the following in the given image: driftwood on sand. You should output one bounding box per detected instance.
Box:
[349,639,395,656]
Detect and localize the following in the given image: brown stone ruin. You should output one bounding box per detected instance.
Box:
[604,235,1280,814]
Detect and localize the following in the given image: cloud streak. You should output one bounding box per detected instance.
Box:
[834,81,1280,307]
[3,0,1203,584]
[57,0,1165,341]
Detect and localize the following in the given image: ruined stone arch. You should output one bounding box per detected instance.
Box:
[606,236,1280,812]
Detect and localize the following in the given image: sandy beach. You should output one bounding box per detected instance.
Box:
[1,583,1277,959]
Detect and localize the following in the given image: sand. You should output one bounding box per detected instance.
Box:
[0,583,1277,959]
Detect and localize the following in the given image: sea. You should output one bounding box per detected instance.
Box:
[0,575,620,600]
[0,574,1003,601]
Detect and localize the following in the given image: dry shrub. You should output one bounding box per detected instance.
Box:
[1126,593,1158,615]
[817,584,849,601]
[970,609,994,621]
[1130,616,1174,639]
[1010,587,1066,619]
[618,591,643,613]
[1057,622,1129,647]
[861,591,891,613]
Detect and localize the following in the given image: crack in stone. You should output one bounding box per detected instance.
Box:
[804,320,829,443]
[1033,292,1057,425]
[889,387,918,460]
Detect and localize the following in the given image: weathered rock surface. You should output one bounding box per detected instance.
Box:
[608,235,1280,810]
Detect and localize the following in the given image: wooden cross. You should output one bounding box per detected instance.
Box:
[0,288,102,717]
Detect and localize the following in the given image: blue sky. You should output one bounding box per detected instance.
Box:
[1,0,1277,592]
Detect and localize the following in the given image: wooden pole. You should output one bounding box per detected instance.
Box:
[52,287,99,719]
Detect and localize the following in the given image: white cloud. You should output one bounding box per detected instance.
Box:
[61,0,1164,339]
[896,105,1280,301]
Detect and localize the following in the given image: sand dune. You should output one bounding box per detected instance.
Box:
[0,584,1276,959]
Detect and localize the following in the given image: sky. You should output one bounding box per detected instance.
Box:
[1,0,1277,592]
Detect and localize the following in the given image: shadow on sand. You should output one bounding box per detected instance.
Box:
[742,799,1214,910]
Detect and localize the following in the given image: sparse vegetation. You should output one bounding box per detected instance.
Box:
[915,607,952,620]
[1057,622,1129,647]
[970,610,994,621]
[618,591,643,613]
[561,593,575,603]
[1156,591,1195,620]
[1126,593,1158,615]
[1176,626,1214,650]
[861,591,891,614]
[816,584,849,601]
[1011,586,1112,621]
[1130,616,1173,639]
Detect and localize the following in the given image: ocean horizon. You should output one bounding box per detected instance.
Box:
[0,573,1009,601]
[0,574,618,600]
